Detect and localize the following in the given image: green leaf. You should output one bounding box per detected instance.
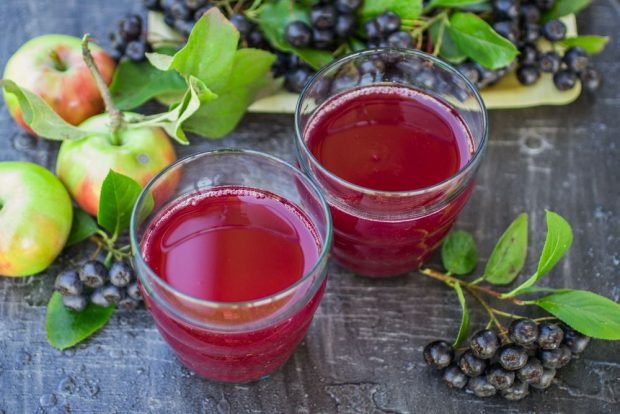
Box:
[534,290,620,340]
[560,36,610,54]
[150,8,239,93]
[536,210,573,277]
[441,230,478,275]
[256,0,333,70]
[503,210,573,297]
[482,213,528,285]
[97,170,143,236]
[429,20,467,64]
[361,0,423,20]
[447,12,518,69]
[0,79,88,141]
[110,52,187,110]
[426,0,488,11]
[542,0,592,22]
[184,48,276,139]
[452,283,470,347]
[46,292,115,350]
[66,208,98,247]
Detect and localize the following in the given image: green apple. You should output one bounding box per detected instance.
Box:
[2,34,116,135]
[0,162,73,277]
[56,113,177,216]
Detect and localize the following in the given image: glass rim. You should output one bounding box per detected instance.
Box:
[294,47,489,198]
[129,148,333,310]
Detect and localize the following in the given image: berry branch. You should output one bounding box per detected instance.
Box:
[81,34,124,145]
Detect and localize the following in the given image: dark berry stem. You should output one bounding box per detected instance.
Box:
[81,34,123,146]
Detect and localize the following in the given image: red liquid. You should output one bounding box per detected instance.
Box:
[304,85,475,276]
[141,187,325,382]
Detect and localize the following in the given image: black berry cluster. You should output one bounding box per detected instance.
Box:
[423,319,590,401]
[364,11,413,49]
[109,14,152,62]
[54,260,143,312]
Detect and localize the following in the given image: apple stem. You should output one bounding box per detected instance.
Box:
[49,50,67,72]
[81,34,123,145]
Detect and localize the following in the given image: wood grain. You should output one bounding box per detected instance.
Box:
[0,0,619,413]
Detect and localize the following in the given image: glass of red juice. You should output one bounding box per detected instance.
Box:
[295,49,488,277]
[130,149,332,383]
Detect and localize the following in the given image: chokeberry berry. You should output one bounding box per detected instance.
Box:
[531,367,556,389]
[554,69,578,90]
[423,340,454,369]
[541,19,567,41]
[285,21,313,48]
[174,19,195,37]
[230,14,253,37]
[517,357,544,384]
[358,59,386,77]
[579,66,601,92]
[522,23,541,43]
[493,21,519,43]
[376,11,401,35]
[118,297,140,311]
[456,62,481,85]
[126,41,150,62]
[537,322,564,349]
[119,15,143,42]
[364,20,381,40]
[539,347,563,369]
[520,3,541,24]
[109,261,134,288]
[539,51,562,73]
[285,67,313,93]
[459,350,487,377]
[311,4,337,29]
[517,65,540,86]
[442,365,468,389]
[563,47,589,73]
[127,281,143,301]
[170,1,191,21]
[563,327,591,354]
[556,344,573,368]
[466,375,497,397]
[101,284,124,305]
[79,260,108,289]
[509,319,539,346]
[501,379,529,401]
[247,30,267,48]
[62,294,88,312]
[335,0,362,13]
[536,0,555,11]
[335,14,356,38]
[519,43,539,66]
[493,0,519,20]
[387,31,413,48]
[486,364,515,390]
[144,0,162,11]
[470,330,500,360]
[312,29,335,49]
[91,288,111,308]
[55,270,83,296]
[498,345,529,371]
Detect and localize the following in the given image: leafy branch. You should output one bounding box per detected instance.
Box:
[419,210,620,345]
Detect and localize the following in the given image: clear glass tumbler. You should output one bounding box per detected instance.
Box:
[295,49,488,277]
[130,149,332,383]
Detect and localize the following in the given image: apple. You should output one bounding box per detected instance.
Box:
[0,162,73,277]
[56,113,177,216]
[2,34,116,135]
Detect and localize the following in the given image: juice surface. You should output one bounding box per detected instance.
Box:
[305,85,473,192]
[142,186,320,302]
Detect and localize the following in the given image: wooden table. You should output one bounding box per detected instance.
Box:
[0,0,618,412]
